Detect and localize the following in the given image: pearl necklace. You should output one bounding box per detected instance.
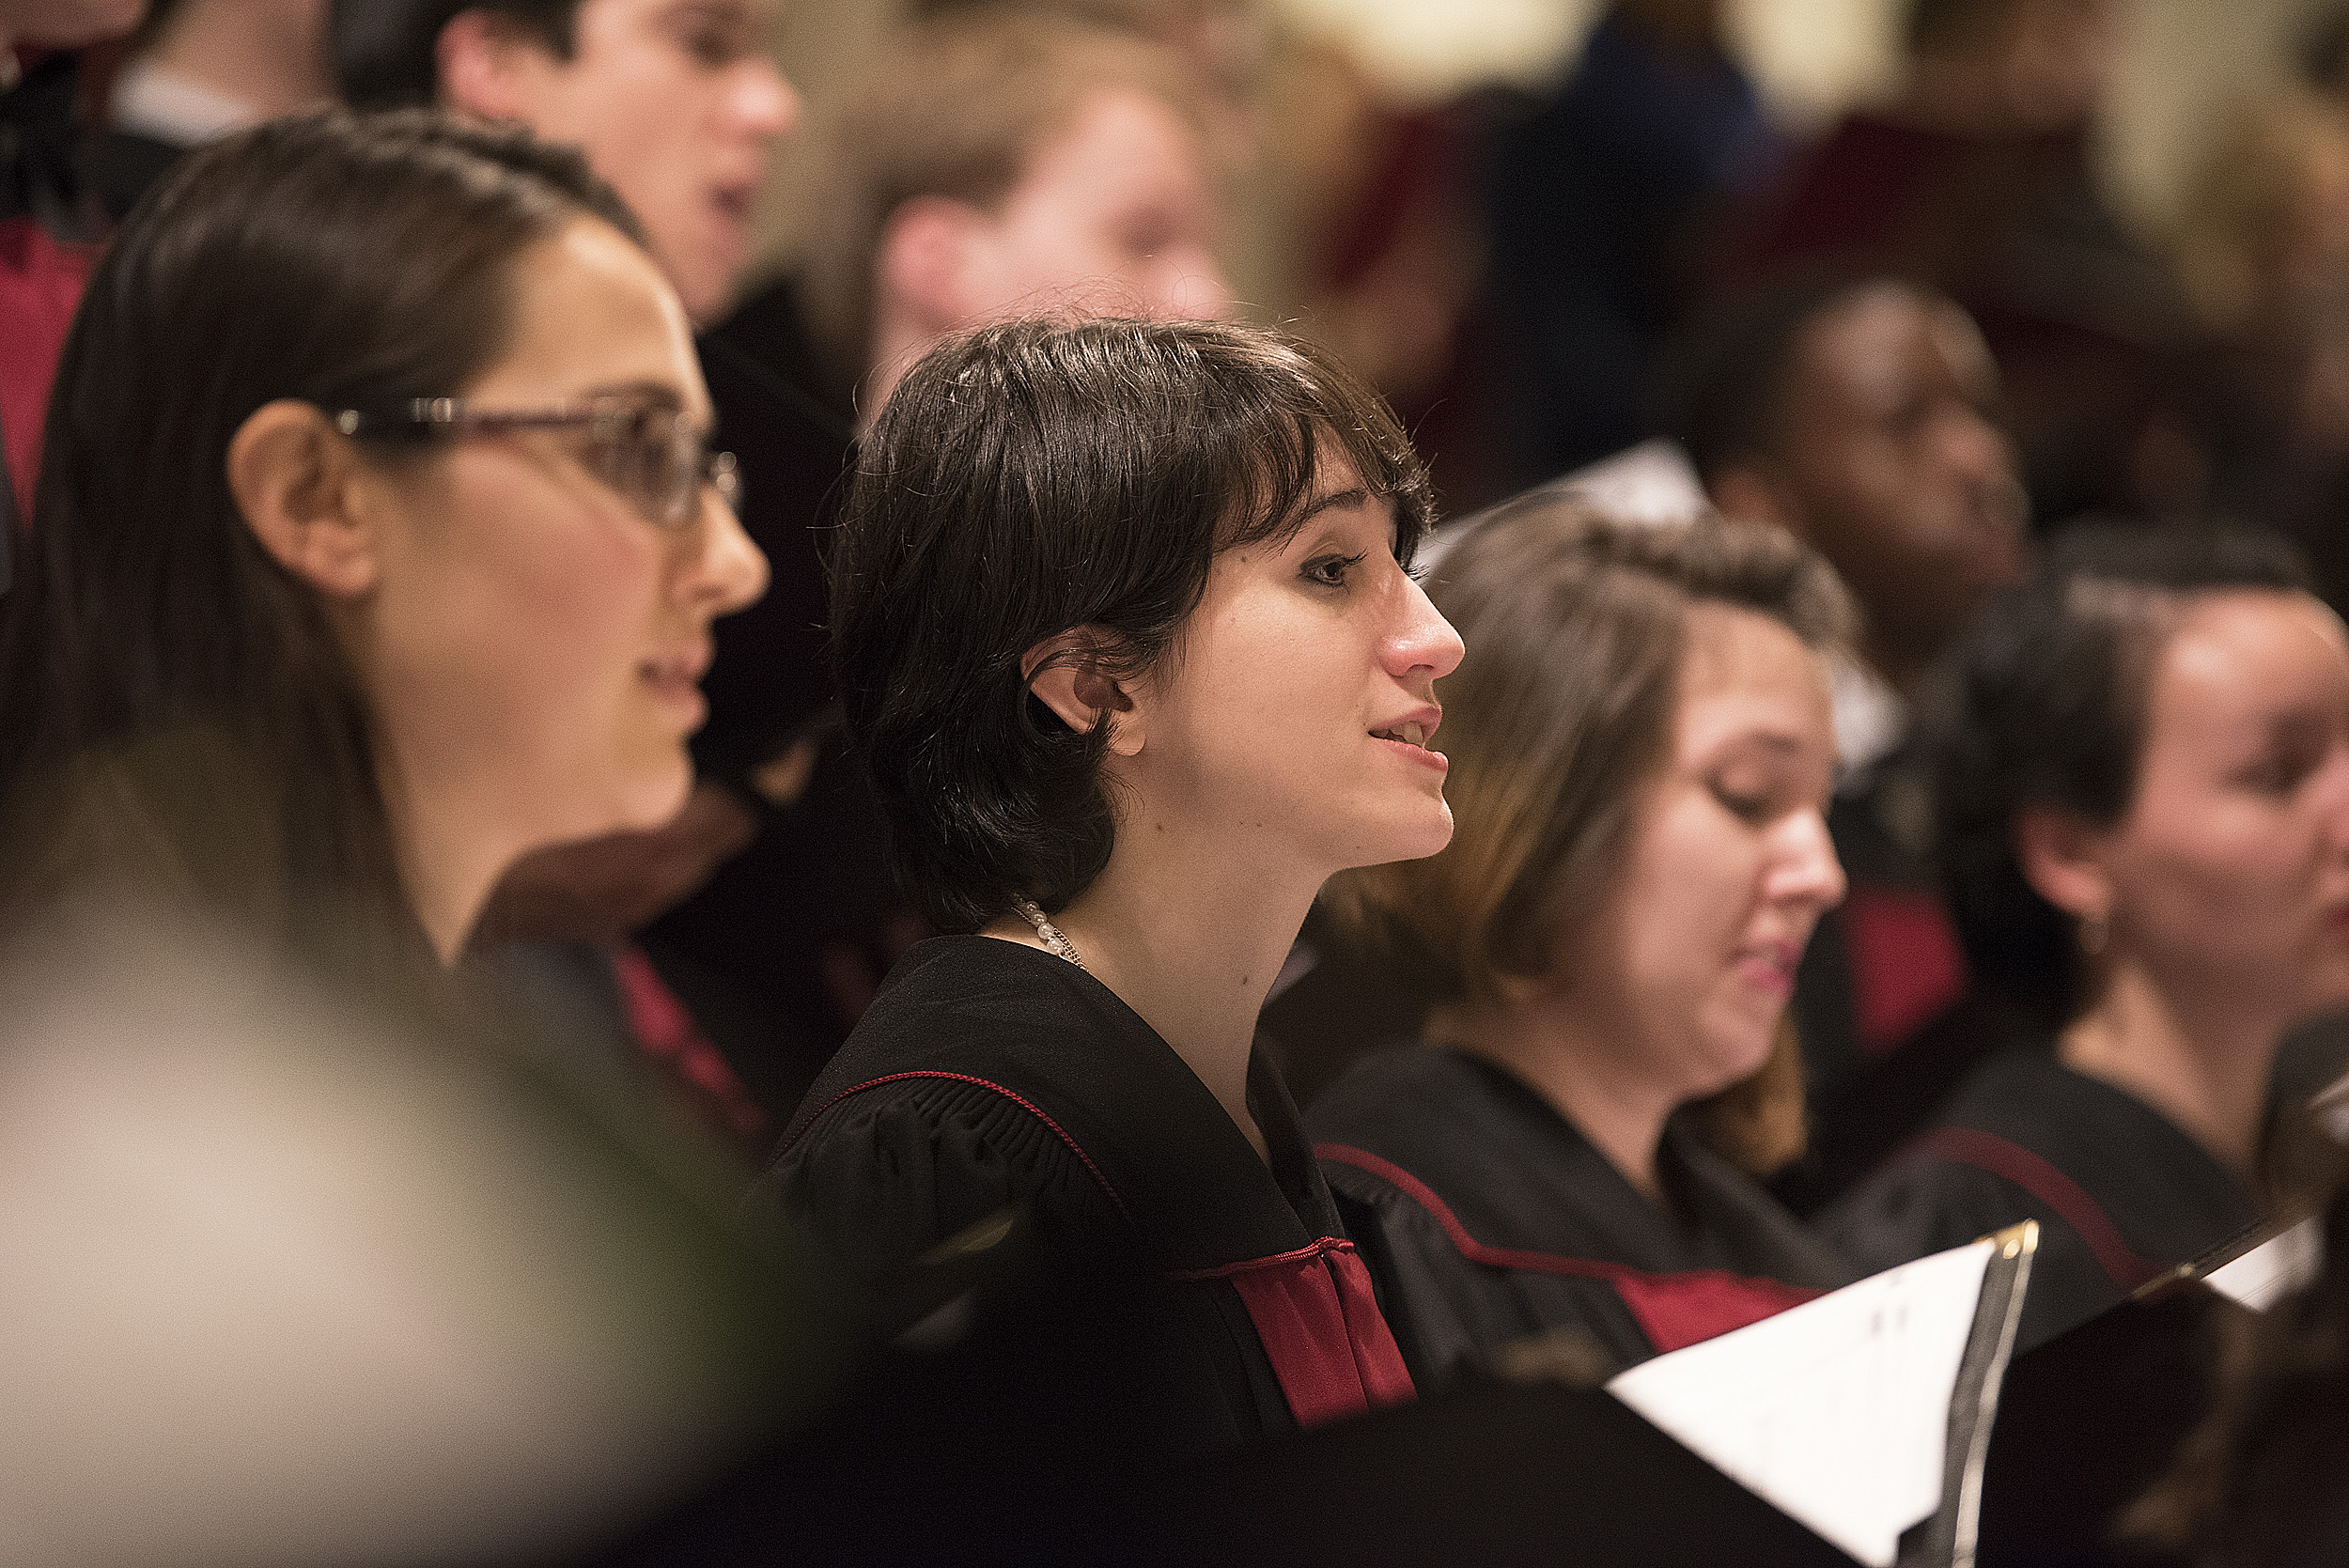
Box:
[1010,896,1087,972]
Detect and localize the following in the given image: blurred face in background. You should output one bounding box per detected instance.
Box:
[472,0,799,323]
[2082,591,2349,1033]
[955,85,1231,324]
[1549,602,1844,1107]
[1761,284,2027,682]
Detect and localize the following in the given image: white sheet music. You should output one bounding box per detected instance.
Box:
[1606,1240,1996,1567]
[2204,1219,2321,1312]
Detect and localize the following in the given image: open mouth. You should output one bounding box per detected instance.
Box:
[1370,722,1428,748]
[639,641,711,691]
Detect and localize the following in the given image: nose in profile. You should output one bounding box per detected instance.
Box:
[685,490,770,617]
[737,57,801,144]
[1770,807,1847,914]
[1386,574,1465,683]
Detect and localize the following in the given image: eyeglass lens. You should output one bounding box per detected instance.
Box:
[590,407,738,527]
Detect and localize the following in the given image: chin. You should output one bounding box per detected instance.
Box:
[1353,801,1455,870]
[606,754,695,836]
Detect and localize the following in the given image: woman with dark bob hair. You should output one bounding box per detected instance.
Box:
[0,108,765,975]
[767,315,1463,1450]
[1306,497,1858,1386]
[1828,524,2349,1352]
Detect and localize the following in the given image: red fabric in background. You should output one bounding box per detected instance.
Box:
[1843,886,1969,1057]
[0,213,92,522]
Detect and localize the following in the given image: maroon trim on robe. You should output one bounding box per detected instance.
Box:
[1179,1236,1417,1428]
[780,1071,1129,1219]
[1897,1126,2163,1291]
[1318,1142,1820,1354]
[1842,885,1968,1056]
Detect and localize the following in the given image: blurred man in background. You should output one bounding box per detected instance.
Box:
[1719,0,2190,525]
[661,9,1234,1117]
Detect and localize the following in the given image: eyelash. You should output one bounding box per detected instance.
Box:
[1713,785,1775,824]
[1303,551,1367,588]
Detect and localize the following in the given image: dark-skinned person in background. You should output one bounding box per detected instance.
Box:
[1717,0,2200,527]
[1660,271,2030,1210]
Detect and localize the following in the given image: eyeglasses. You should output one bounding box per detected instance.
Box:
[331,396,739,529]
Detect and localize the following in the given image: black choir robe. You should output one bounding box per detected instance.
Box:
[763,937,1414,1457]
[1825,1046,2261,1353]
[1309,1048,1853,1386]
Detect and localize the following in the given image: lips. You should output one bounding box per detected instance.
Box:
[1734,939,1801,998]
[710,184,754,229]
[1370,706,1441,749]
[640,640,712,690]
[1371,708,1446,775]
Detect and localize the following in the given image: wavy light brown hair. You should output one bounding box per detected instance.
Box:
[1327,496,1857,1172]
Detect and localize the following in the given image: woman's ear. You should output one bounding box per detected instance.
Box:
[1708,464,1801,539]
[1021,628,1143,757]
[2013,802,2112,926]
[876,194,988,337]
[226,400,381,599]
[434,8,552,123]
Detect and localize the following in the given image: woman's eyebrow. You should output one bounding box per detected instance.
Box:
[1294,487,1373,527]
[578,380,687,410]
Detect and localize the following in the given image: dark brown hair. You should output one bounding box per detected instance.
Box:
[1327,496,1856,1171]
[1935,520,2312,1026]
[830,314,1433,934]
[331,0,589,110]
[0,108,643,981]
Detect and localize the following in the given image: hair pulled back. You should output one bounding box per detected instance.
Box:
[0,108,643,970]
[1935,521,2312,1024]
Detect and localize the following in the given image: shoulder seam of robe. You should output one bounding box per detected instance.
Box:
[782,1069,1130,1220]
[1893,1125,2162,1289]
[1319,1141,1818,1353]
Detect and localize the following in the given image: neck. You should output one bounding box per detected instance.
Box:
[1429,992,1678,1203]
[375,756,521,968]
[2057,960,2286,1180]
[987,831,1323,1166]
[143,0,330,121]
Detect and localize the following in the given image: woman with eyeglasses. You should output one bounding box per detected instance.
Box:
[0,110,815,1560]
[0,107,765,974]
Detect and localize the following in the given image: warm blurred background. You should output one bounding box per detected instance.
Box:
[746,0,2345,520]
